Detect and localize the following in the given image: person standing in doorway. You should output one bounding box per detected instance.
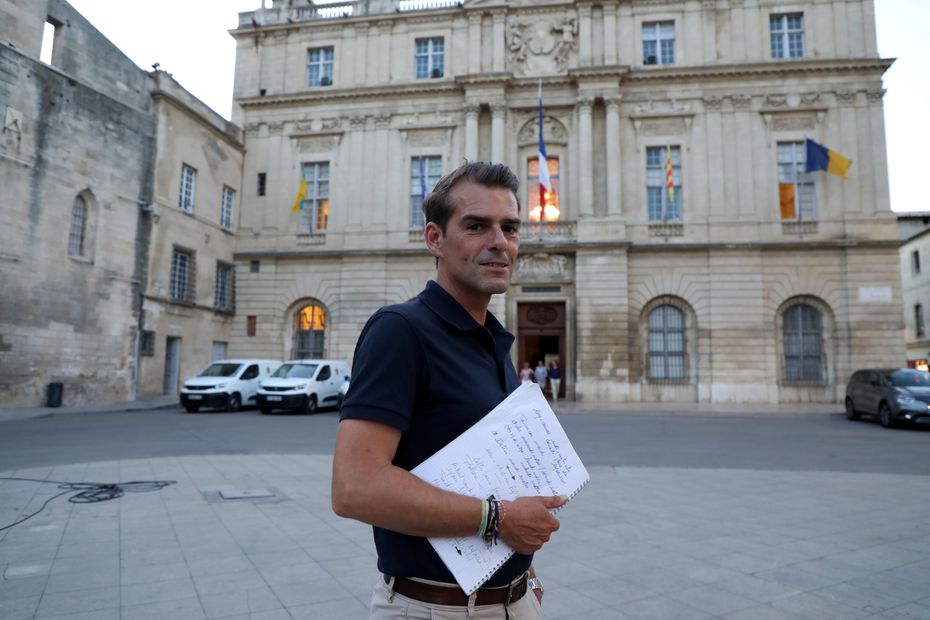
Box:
[533,360,548,397]
[332,161,564,619]
[548,360,562,400]
[519,361,534,384]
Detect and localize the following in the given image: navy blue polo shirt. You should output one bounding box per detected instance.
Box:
[340,280,527,586]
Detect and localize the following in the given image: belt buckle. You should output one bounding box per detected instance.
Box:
[504,573,526,606]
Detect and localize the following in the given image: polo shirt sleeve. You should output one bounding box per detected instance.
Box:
[339,310,427,433]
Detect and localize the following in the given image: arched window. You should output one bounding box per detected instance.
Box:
[783,303,822,382]
[648,304,686,380]
[67,195,87,256]
[293,302,326,359]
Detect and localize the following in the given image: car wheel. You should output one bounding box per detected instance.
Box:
[259,406,272,415]
[879,402,895,428]
[226,393,241,412]
[304,395,318,415]
[845,398,859,421]
[184,404,199,413]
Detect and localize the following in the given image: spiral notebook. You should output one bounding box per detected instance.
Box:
[410,382,590,595]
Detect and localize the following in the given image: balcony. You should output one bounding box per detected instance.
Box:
[522,221,576,244]
[238,0,462,28]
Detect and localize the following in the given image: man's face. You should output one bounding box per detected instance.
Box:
[427,181,520,304]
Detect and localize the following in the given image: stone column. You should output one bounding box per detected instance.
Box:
[464,102,480,161]
[603,2,618,64]
[468,13,482,74]
[578,4,593,66]
[605,95,622,215]
[490,102,506,164]
[578,96,594,216]
[492,12,506,72]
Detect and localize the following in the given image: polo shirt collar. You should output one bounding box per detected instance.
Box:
[419,280,508,336]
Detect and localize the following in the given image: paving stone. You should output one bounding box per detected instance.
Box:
[35,585,120,618]
[198,585,283,618]
[121,576,198,607]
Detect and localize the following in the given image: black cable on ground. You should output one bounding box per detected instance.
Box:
[0,477,176,532]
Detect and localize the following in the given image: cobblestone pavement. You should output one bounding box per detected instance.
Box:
[2,452,929,620]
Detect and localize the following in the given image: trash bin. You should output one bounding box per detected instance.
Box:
[46,382,63,408]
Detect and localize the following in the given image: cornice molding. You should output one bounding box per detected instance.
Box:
[625,58,894,83]
[238,81,462,108]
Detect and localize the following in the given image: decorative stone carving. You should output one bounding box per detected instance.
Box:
[703,96,723,111]
[507,16,578,75]
[349,115,367,128]
[800,92,821,106]
[632,99,692,116]
[730,94,752,109]
[404,129,447,146]
[765,94,787,108]
[268,122,285,135]
[835,90,857,104]
[298,136,337,152]
[576,95,593,112]
[639,119,686,136]
[374,114,392,128]
[769,114,816,132]
[489,102,507,117]
[321,117,341,130]
[295,120,314,132]
[604,95,622,109]
[516,253,570,281]
[867,89,886,102]
[463,102,480,117]
[517,115,568,146]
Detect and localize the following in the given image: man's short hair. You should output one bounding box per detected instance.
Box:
[422,161,521,234]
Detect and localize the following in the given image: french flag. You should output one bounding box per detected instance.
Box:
[537,80,550,210]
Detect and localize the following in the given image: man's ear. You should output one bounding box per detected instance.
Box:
[425,222,443,259]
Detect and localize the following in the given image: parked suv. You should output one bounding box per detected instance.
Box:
[180,359,282,413]
[256,359,350,414]
[845,368,930,428]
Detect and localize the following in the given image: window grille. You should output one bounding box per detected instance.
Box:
[214,262,235,312]
[642,21,675,65]
[777,142,816,221]
[307,47,334,87]
[771,13,804,58]
[221,186,235,230]
[646,146,682,222]
[415,37,444,79]
[170,248,195,303]
[140,330,155,357]
[179,164,196,213]
[410,155,442,228]
[783,303,822,382]
[648,304,686,381]
[297,162,330,234]
[68,195,87,256]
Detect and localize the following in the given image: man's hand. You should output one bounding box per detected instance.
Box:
[498,495,567,555]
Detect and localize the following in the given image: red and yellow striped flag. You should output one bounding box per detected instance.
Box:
[665,145,675,203]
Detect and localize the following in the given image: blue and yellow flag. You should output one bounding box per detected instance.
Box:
[805,138,852,179]
[291,178,307,213]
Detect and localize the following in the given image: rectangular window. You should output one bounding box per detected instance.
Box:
[913,250,921,275]
[298,162,329,234]
[250,260,260,273]
[220,186,235,230]
[40,19,58,64]
[777,141,816,221]
[247,315,257,337]
[917,305,925,338]
[169,247,195,303]
[410,155,442,228]
[771,13,804,59]
[140,330,156,357]
[179,164,196,213]
[642,21,675,65]
[415,37,445,79]
[257,172,266,197]
[646,146,682,222]
[68,195,87,256]
[307,46,334,87]
[527,157,560,222]
[214,262,235,312]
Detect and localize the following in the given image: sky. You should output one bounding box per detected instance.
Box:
[67,0,928,213]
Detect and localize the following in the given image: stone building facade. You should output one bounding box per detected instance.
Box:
[898,213,930,370]
[230,0,902,404]
[0,0,242,406]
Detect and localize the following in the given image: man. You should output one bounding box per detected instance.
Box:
[533,361,548,397]
[333,162,566,619]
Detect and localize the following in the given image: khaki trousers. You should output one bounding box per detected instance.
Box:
[369,576,543,620]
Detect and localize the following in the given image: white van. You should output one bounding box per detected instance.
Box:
[256,359,350,414]
[180,359,282,413]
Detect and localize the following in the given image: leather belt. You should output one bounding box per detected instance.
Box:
[384,573,528,606]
